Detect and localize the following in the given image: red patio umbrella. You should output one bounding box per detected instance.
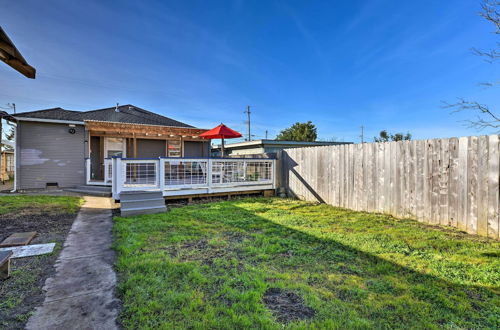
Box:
[199,123,242,157]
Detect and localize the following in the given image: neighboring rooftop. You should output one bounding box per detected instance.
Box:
[218,139,350,149]
[14,104,194,128]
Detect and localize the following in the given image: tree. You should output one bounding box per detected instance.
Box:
[3,126,14,151]
[444,0,500,131]
[373,130,411,142]
[276,121,317,142]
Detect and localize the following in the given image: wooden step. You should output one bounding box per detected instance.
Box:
[120,199,166,210]
[119,191,167,216]
[120,205,167,217]
[119,190,163,201]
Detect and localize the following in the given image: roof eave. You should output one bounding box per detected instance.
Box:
[14,117,84,125]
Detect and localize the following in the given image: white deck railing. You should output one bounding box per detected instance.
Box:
[109,157,276,199]
[85,158,113,185]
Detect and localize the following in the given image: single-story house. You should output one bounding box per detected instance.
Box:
[212,139,351,157]
[12,104,210,190]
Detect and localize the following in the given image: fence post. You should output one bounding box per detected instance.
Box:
[159,158,165,192]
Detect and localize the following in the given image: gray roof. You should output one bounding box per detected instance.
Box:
[221,139,351,149]
[15,105,194,128]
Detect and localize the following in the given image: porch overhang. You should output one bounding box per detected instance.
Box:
[84,120,209,141]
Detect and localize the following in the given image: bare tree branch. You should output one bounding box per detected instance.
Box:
[446,1,499,132]
[480,0,500,33]
[471,45,500,63]
[443,99,500,131]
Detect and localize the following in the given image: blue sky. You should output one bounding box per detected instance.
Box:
[1,0,499,143]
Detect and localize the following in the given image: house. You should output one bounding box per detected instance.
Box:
[213,139,350,157]
[12,104,210,190]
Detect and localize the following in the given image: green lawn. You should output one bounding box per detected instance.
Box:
[114,198,500,329]
[0,195,82,215]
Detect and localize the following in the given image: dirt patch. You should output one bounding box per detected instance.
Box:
[0,209,78,329]
[263,288,315,323]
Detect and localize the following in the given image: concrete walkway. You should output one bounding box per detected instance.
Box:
[26,196,120,330]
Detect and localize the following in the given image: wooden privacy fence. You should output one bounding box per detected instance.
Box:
[281,135,500,239]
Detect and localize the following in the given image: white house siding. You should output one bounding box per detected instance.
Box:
[16,121,85,189]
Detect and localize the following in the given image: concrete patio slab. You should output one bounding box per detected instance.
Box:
[26,196,120,330]
[0,243,55,258]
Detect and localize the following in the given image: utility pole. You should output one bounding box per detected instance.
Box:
[8,103,16,114]
[244,105,251,141]
[360,126,364,143]
[265,130,268,139]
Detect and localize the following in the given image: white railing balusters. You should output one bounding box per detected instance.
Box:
[110,157,275,198]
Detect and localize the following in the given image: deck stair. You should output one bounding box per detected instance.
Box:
[119,191,167,216]
[64,185,112,197]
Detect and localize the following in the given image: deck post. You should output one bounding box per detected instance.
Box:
[111,157,117,199]
[85,158,91,185]
[207,158,213,193]
[159,158,165,193]
[115,157,123,198]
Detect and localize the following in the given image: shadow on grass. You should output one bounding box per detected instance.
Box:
[114,199,500,329]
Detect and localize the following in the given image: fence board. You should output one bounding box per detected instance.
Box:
[457,137,469,231]
[415,140,424,221]
[439,138,450,226]
[487,135,499,239]
[477,136,489,236]
[468,136,478,234]
[448,138,459,228]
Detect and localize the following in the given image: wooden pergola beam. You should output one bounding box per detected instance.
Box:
[0,27,35,79]
[87,130,205,142]
[84,120,208,137]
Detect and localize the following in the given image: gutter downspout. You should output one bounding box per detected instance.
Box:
[6,120,17,193]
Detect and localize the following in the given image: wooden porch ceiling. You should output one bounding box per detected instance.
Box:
[85,120,209,140]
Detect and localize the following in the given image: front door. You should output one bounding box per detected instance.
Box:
[90,137,127,182]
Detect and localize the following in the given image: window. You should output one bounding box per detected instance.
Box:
[167,140,181,157]
[107,150,123,158]
[105,138,126,158]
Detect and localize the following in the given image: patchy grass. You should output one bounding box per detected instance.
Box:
[114,198,500,329]
[0,195,82,329]
[0,195,83,215]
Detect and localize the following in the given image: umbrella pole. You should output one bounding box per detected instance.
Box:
[221,138,225,158]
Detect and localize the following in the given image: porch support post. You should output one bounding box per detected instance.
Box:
[133,133,137,158]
